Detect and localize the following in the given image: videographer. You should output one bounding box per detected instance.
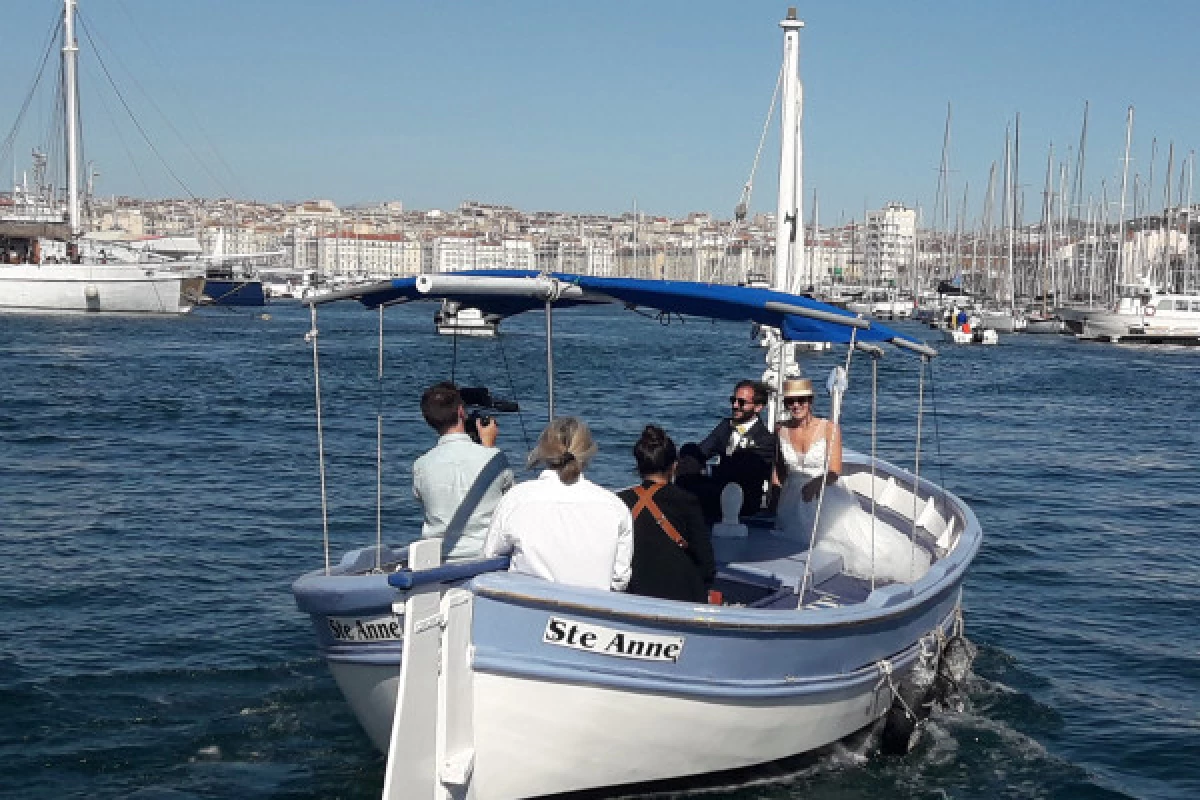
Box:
[413,381,514,559]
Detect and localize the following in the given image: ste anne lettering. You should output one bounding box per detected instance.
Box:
[327,614,402,642]
[543,617,684,663]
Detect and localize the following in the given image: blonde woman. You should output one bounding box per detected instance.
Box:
[483,417,633,591]
[774,378,930,584]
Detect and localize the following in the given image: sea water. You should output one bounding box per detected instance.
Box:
[0,302,1196,799]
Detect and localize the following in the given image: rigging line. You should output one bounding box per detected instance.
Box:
[710,61,784,284]
[83,65,150,195]
[0,16,61,167]
[450,325,458,383]
[76,17,197,200]
[76,10,234,198]
[495,333,531,453]
[111,0,245,197]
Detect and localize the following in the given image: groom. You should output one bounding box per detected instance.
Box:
[698,380,776,516]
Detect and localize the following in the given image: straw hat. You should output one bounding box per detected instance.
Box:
[781,377,813,398]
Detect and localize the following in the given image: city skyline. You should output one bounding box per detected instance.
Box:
[2,1,1199,222]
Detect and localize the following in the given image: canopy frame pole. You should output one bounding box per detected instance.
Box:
[545,296,555,422]
[375,302,384,571]
[910,354,929,580]
[306,303,331,575]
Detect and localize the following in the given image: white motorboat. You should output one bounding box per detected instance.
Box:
[1081,288,1200,340]
[0,0,204,315]
[293,271,978,799]
[434,300,502,336]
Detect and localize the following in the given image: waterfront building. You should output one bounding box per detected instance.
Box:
[865,202,916,286]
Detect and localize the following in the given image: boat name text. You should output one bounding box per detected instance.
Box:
[543,616,684,663]
[327,614,403,642]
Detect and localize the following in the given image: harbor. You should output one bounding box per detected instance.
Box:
[1,303,1196,798]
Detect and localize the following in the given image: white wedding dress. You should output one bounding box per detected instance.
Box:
[776,433,931,584]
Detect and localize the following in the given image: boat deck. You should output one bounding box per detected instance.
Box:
[711,512,940,612]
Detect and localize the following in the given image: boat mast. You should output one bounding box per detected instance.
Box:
[1003,124,1014,313]
[1117,106,1134,294]
[1040,143,1054,316]
[773,8,804,291]
[62,0,82,236]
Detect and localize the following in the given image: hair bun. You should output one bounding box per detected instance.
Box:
[641,424,666,444]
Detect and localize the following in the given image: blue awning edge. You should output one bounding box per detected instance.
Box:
[313,270,933,354]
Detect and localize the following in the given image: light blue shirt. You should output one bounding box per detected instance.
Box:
[412,432,514,559]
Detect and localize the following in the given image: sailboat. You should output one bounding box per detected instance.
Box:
[0,0,204,315]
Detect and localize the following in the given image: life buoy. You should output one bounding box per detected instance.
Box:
[1144,305,1156,316]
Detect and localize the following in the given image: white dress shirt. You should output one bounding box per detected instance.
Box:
[413,432,514,559]
[483,470,634,591]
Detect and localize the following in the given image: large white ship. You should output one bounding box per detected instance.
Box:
[0,0,203,315]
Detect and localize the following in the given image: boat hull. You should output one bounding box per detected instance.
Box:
[294,454,979,798]
[0,263,203,314]
[1024,317,1064,334]
[201,279,266,307]
[314,593,956,799]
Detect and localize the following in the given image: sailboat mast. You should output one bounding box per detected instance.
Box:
[62,0,81,235]
[1040,143,1054,315]
[1117,106,1134,292]
[1003,124,1015,312]
[773,8,804,291]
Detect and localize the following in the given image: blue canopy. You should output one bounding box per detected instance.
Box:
[320,270,930,352]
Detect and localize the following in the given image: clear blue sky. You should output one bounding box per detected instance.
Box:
[2,1,1198,223]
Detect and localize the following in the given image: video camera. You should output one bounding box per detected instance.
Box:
[459,386,520,443]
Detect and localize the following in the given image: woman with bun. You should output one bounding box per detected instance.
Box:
[483,417,633,591]
[617,425,716,603]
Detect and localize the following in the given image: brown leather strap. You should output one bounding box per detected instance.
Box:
[631,484,688,549]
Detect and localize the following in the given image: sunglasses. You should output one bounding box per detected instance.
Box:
[784,396,812,406]
[729,396,757,407]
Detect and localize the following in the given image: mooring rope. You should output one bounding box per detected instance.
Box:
[306,304,331,575]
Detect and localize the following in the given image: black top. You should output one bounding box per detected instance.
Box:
[674,472,722,527]
[617,481,717,603]
[697,417,777,516]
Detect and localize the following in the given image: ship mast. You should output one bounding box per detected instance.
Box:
[62,0,82,236]
[773,8,804,291]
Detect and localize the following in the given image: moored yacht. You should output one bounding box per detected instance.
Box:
[0,0,204,315]
[1081,287,1200,340]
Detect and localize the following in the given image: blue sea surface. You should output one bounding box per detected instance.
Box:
[0,302,1196,799]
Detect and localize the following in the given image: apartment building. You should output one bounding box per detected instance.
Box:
[865,202,916,285]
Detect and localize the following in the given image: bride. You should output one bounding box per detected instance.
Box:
[773,377,930,584]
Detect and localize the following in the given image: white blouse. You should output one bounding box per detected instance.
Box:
[483,470,633,591]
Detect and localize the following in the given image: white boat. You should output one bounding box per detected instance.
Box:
[1081,287,1200,340]
[290,12,979,798]
[294,272,977,800]
[434,300,501,337]
[978,308,1024,333]
[1023,314,1065,334]
[0,0,204,315]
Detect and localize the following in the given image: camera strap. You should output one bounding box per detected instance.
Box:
[629,484,688,549]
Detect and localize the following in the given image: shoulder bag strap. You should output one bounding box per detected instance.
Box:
[631,484,688,549]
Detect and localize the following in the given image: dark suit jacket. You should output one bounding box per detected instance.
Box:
[618,482,716,603]
[698,417,776,515]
